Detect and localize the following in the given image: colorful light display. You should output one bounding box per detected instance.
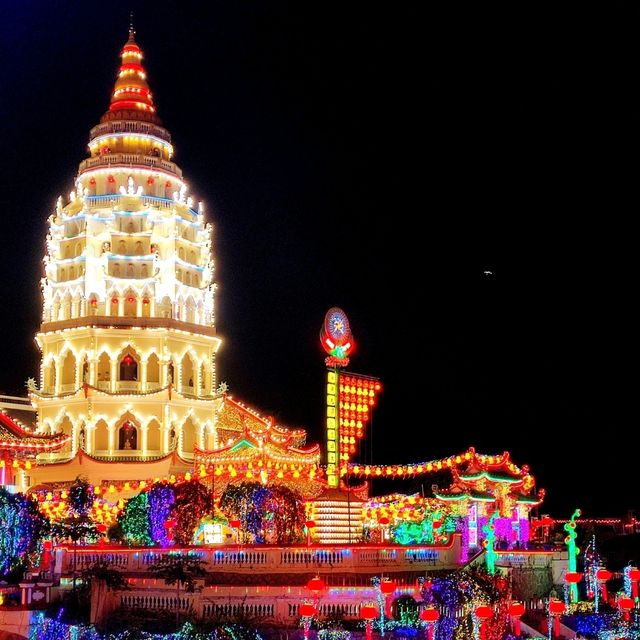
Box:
[564,508,581,603]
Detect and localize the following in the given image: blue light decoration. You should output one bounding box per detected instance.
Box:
[0,487,47,576]
[148,483,176,546]
[29,611,266,639]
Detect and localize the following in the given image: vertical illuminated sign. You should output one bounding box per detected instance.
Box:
[326,369,339,487]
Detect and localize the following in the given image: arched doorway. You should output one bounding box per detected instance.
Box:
[147,353,160,389]
[119,352,138,382]
[60,351,76,389]
[181,353,194,393]
[119,421,138,451]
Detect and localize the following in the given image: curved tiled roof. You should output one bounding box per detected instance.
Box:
[0,411,69,452]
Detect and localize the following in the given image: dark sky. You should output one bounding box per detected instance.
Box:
[0,1,634,516]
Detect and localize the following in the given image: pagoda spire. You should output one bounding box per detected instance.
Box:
[103,25,159,123]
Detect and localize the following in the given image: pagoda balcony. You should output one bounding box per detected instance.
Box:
[89,120,172,143]
[39,315,218,338]
[78,153,182,178]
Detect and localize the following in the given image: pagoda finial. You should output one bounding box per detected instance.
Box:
[128,11,135,41]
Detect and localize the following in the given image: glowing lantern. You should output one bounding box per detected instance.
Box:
[619,595,635,621]
[564,572,582,584]
[229,519,241,529]
[419,607,439,640]
[596,568,612,602]
[307,577,326,595]
[299,602,316,617]
[305,520,316,529]
[360,602,378,640]
[509,601,525,636]
[96,523,107,534]
[379,579,396,595]
[548,600,565,638]
[378,516,389,525]
[475,605,493,640]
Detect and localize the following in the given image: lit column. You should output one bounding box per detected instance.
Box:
[150,296,156,317]
[140,359,148,392]
[117,297,125,316]
[108,424,116,453]
[160,360,169,386]
[194,364,201,398]
[110,359,118,393]
[55,360,63,395]
[86,423,95,454]
[89,359,98,386]
[136,296,143,317]
[141,424,149,454]
[75,359,83,389]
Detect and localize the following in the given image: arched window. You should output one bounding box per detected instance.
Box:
[135,241,143,255]
[178,247,185,261]
[119,421,138,450]
[126,263,134,278]
[119,353,138,381]
[118,240,126,254]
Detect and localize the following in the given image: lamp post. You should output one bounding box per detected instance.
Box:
[360,603,378,640]
[305,520,316,547]
[619,595,634,621]
[377,578,396,636]
[305,576,326,633]
[474,605,493,640]
[419,606,439,640]
[508,601,525,637]
[595,568,612,611]
[548,599,565,638]
[300,601,317,640]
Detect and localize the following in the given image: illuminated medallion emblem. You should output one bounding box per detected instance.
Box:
[320,307,354,367]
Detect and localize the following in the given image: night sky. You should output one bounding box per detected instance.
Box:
[0,1,634,516]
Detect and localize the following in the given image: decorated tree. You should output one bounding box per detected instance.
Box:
[172,480,212,545]
[219,482,305,544]
[147,482,176,546]
[0,487,49,578]
[118,492,152,545]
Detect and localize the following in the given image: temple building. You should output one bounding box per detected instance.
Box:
[23,29,314,496]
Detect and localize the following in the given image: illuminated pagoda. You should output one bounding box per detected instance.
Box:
[23,28,310,496]
[0,411,68,488]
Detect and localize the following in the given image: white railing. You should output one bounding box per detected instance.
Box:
[55,537,463,577]
[78,154,182,177]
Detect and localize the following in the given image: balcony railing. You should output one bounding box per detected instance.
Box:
[78,153,182,178]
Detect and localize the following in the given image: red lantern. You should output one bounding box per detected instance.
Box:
[596,568,612,602]
[509,602,525,636]
[548,600,565,615]
[475,605,493,640]
[307,577,326,594]
[379,579,396,595]
[619,596,634,620]
[229,519,241,529]
[360,604,378,620]
[378,516,390,525]
[96,523,107,534]
[432,520,442,529]
[299,602,316,618]
[565,572,582,584]
[305,520,316,529]
[420,607,439,640]
[475,605,493,620]
[419,607,439,623]
[541,516,554,527]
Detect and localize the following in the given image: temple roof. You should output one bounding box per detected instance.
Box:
[101,28,160,125]
[0,410,69,454]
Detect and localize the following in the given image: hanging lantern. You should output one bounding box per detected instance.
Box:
[629,567,640,599]
[509,601,525,636]
[565,572,582,584]
[548,600,565,638]
[419,607,439,640]
[360,603,378,620]
[619,596,634,620]
[307,577,326,595]
[305,520,316,529]
[229,519,241,529]
[299,602,316,618]
[475,605,493,640]
[378,516,390,525]
[379,579,396,595]
[596,568,612,602]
